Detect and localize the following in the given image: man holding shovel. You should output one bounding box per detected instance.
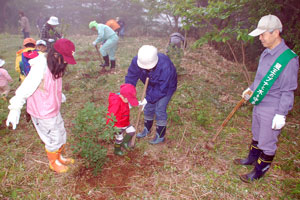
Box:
[125,45,177,144]
[89,20,119,72]
[235,14,299,183]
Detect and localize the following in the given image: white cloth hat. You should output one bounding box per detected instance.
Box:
[249,14,282,37]
[47,16,59,26]
[36,40,46,46]
[137,45,159,70]
[0,59,5,67]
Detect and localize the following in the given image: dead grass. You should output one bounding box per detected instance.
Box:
[0,35,299,199]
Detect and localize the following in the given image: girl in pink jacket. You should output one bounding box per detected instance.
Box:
[6,39,76,173]
[0,59,12,100]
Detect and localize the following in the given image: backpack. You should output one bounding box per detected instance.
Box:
[19,50,39,76]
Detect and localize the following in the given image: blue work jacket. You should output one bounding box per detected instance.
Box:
[125,53,177,104]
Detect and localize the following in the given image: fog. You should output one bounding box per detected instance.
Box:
[0,0,177,37]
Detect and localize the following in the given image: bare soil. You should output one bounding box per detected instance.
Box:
[74,149,163,199]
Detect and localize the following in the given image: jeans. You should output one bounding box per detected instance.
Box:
[144,94,173,126]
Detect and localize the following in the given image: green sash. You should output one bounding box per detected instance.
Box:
[250,49,297,105]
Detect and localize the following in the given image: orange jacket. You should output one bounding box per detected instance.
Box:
[105,19,120,31]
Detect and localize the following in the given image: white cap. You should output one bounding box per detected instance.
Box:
[36,40,46,46]
[0,59,5,67]
[249,14,282,37]
[48,16,59,26]
[137,45,159,70]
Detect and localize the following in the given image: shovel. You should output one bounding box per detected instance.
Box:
[205,98,246,150]
[129,77,150,147]
[95,44,103,65]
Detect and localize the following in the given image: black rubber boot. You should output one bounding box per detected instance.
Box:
[100,55,109,67]
[114,143,124,156]
[137,120,153,138]
[234,140,262,165]
[240,152,274,183]
[110,60,116,70]
[121,134,132,151]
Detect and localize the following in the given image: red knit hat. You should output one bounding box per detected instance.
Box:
[54,39,76,65]
[120,84,138,106]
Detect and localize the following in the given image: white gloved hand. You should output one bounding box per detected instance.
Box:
[242,88,253,101]
[138,98,147,111]
[48,38,55,43]
[92,41,97,46]
[6,109,21,130]
[272,114,286,130]
[62,93,66,103]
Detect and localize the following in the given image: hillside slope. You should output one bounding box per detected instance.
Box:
[0,35,299,199]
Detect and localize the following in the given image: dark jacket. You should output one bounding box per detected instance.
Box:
[41,23,61,47]
[125,53,177,104]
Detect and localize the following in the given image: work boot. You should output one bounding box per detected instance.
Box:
[234,140,262,165]
[121,134,132,151]
[137,120,153,138]
[100,55,109,68]
[46,149,68,173]
[114,143,124,156]
[58,145,75,165]
[110,60,116,71]
[149,126,166,144]
[240,152,274,183]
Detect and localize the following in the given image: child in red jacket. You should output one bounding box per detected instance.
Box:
[107,83,138,156]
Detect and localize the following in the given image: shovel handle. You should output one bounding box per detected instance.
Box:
[129,77,150,147]
[95,44,103,62]
[211,98,245,142]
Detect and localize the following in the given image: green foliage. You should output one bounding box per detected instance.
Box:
[0,98,8,122]
[192,107,212,129]
[71,102,116,175]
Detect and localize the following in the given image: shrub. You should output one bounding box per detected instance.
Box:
[71,102,117,175]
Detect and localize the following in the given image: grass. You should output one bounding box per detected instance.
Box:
[0,34,299,199]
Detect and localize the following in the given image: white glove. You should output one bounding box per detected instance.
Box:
[62,93,66,103]
[92,41,97,46]
[242,88,253,101]
[6,109,21,130]
[48,38,55,43]
[272,114,286,130]
[138,98,147,111]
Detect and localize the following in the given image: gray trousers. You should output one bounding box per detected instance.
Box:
[252,105,281,156]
